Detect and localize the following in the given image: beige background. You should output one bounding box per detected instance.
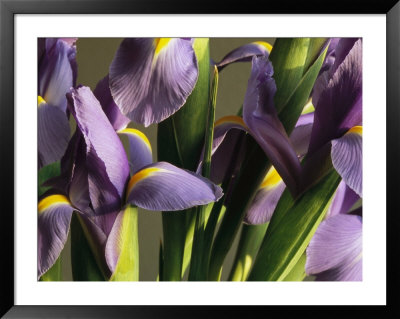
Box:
[62,38,275,280]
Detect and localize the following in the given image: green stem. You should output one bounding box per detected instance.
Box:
[189,66,218,281]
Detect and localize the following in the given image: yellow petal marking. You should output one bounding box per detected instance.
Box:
[260,166,282,189]
[253,41,273,53]
[38,95,46,107]
[214,115,247,128]
[118,128,152,152]
[347,126,362,136]
[38,195,70,214]
[126,167,164,198]
[154,38,172,56]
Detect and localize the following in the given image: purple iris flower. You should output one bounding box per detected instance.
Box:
[37,86,223,279]
[109,38,199,127]
[38,38,77,169]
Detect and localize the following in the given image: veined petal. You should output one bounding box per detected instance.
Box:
[326,180,360,218]
[244,166,286,225]
[67,86,130,221]
[109,38,198,126]
[305,214,362,281]
[331,126,362,197]
[94,75,130,131]
[126,162,223,211]
[118,128,153,174]
[216,41,272,71]
[309,39,362,154]
[243,56,301,196]
[38,39,74,112]
[38,195,74,279]
[38,102,70,169]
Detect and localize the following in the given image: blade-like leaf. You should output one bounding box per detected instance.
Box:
[40,255,62,281]
[282,252,307,281]
[38,161,61,196]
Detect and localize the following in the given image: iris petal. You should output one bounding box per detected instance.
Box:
[38,195,74,279]
[109,38,198,126]
[126,162,223,211]
[326,180,360,218]
[305,214,362,281]
[331,127,362,197]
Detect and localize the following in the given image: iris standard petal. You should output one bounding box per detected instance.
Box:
[326,180,360,218]
[305,214,362,281]
[109,38,198,126]
[38,39,73,112]
[94,75,130,131]
[67,86,130,219]
[126,162,223,211]
[118,128,153,174]
[331,126,362,197]
[243,56,301,196]
[38,194,74,279]
[309,39,362,154]
[38,101,70,169]
[216,41,272,71]
[244,166,286,225]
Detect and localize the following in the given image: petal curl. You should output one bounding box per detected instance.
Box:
[38,195,74,279]
[109,38,198,126]
[305,214,362,281]
[326,180,360,218]
[331,127,362,197]
[126,162,223,211]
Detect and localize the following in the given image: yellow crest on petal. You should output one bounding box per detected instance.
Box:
[126,167,165,198]
[118,128,152,151]
[347,126,362,136]
[215,115,247,128]
[38,95,46,107]
[38,195,70,214]
[253,41,273,53]
[260,166,282,189]
[154,38,172,56]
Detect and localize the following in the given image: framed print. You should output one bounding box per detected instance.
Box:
[1,0,399,317]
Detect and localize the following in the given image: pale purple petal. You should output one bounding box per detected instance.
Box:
[109,38,198,126]
[38,102,70,169]
[331,128,362,197]
[38,196,74,279]
[306,214,362,281]
[126,162,223,211]
[290,112,314,157]
[243,56,301,196]
[326,180,360,219]
[94,75,130,131]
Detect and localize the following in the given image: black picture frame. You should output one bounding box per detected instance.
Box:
[1,0,399,317]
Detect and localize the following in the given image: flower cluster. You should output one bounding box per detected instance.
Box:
[38,38,362,282]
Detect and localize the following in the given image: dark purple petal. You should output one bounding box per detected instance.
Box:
[216,41,272,71]
[331,127,362,197]
[38,102,70,169]
[309,39,362,154]
[244,167,286,225]
[109,38,198,126]
[326,180,360,218]
[67,86,130,228]
[126,162,223,211]
[38,39,74,112]
[118,128,153,174]
[93,75,130,131]
[243,56,301,196]
[38,195,74,279]
[306,214,362,281]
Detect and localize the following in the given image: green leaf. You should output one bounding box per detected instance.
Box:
[282,252,306,281]
[38,161,61,197]
[109,205,139,281]
[71,213,105,281]
[40,255,62,281]
[157,38,211,281]
[248,169,341,281]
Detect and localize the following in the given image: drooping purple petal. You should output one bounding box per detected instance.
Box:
[38,101,70,169]
[109,38,198,127]
[216,41,272,71]
[243,56,301,196]
[308,39,362,154]
[306,214,362,281]
[38,39,74,112]
[244,167,286,225]
[93,75,130,131]
[67,86,130,229]
[38,195,74,279]
[118,128,153,174]
[326,180,360,218]
[331,127,362,197]
[126,162,223,211]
